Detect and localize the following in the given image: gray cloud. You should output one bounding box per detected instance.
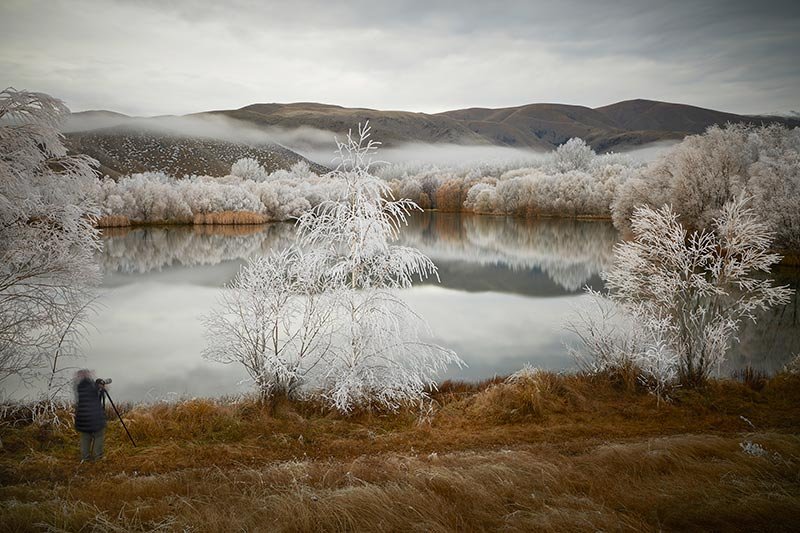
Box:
[0,0,798,116]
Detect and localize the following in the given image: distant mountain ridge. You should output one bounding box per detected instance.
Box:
[436,99,799,151]
[66,99,799,176]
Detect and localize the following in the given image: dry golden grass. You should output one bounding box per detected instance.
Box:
[193,211,270,225]
[2,372,800,532]
[95,211,271,229]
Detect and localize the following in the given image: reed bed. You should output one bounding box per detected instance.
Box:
[192,211,270,225]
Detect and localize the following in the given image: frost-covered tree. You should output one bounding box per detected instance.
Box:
[566,289,677,400]
[202,247,338,400]
[0,88,101,386]
[552,137,595,173]
[596,195,792,387]
[201,123,461,411]
[296,122,463,412]
[611,124,800,249]
[230,157,267,181]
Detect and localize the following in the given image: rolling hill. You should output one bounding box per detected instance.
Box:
[65,99,799,176]
[436,99,799,151]
[66,126,325,178]
[200,98,800,152]
[204,102,493,146]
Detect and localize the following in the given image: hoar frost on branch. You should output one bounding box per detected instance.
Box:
[612,123,800,249]
[569,194,793,396]
[0,88,101,390]
[203,247,337,400]
[204,123,462,412]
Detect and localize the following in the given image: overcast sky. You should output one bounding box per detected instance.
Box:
[1,0,798,116]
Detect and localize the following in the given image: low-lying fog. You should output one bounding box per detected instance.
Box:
[63,112,676,168]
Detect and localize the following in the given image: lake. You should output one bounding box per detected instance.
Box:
[5,213,799,402]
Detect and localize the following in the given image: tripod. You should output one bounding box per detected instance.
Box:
[100,388,137,447]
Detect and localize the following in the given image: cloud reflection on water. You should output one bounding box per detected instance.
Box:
[6,213,795,401]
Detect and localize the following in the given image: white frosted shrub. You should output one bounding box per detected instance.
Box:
[602,195,791,388]
[496,175,536,216]
[282,196,312,219]
[203,247,338,400]
[230,157,267,180]
[464,182,499,213]
[289,160,312,177]
[569,195,792,397]
[115,172,191,222]
[552,137,595,172]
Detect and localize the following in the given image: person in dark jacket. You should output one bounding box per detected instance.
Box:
[74,369,107,462]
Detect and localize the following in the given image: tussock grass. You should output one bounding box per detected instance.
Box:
[192,211,270,225]
[2,372,800,531]
[95,211,271,228]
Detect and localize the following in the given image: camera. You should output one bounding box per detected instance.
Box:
[96,378,112,386]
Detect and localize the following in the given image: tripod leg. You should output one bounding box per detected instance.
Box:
[103,390,137,447]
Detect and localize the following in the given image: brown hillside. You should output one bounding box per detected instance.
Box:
[66,99,799,172]
[595,98,800,133]
[66,127,323,178]
[207,103,492,146]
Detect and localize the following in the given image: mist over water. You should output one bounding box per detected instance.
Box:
[62,114,672,170]
[4,213,797,402]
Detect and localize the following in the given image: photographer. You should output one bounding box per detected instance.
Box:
[73,369,107,462]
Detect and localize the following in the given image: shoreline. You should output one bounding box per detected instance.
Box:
[95,211,800,266]
[94,209,615,229]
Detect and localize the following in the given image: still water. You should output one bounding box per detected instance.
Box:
[8,213,800,402]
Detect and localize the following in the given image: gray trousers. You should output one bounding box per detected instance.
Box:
[79,428,105,461]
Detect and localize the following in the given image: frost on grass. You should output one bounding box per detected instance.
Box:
[783,353,800,375]
[568,194,793,397]
[204,123,463,412]
[0,88,101,396]
[740,440,768,457]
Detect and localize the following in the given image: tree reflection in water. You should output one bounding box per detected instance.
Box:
[99,214,619,293]
[401,212,618,292]
[96,214,799,375]
[99,223,296,275]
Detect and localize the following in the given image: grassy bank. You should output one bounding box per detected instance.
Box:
[2,372,800,531]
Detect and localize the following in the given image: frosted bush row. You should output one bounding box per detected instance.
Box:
[98,124,800,248]
[380,138,641,217]
[98,137,637,225]
[98,160,341,223]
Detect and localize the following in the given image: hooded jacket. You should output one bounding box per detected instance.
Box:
[74,378,106,433]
